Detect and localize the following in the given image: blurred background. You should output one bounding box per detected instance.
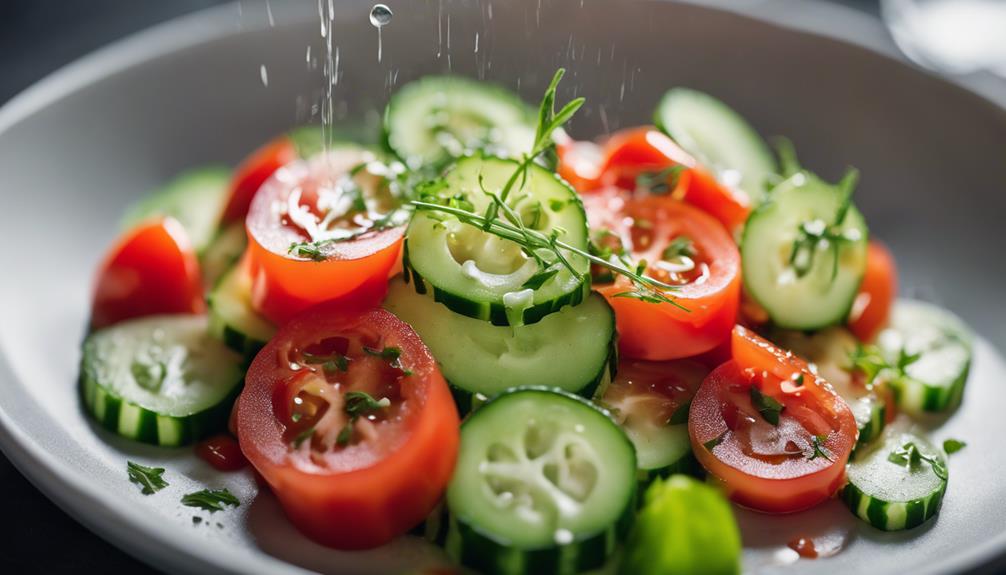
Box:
[0,0,1003,573]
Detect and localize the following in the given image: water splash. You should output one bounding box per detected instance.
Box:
[371,4,393,63]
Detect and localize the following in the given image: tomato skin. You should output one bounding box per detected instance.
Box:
[689,327,857,514]
[682,167,751,235]
[245,159,405,325]
[91,217,204,330]
[848,241,897,342]
[584,189,741,360]
[237,305,459,549]
[222,135,297,224]
[555,131,604,192]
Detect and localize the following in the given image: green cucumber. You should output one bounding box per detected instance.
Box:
[208,262,276,358]
[383,277,614,413]
[877,300,973,414]
[598,360,707,482]
[385,76,535,168]
[772,328,887,446]
[404,155,590,326]
[843,425,948,531]
[80,315,244,446]
[620,475,741,575]
[445,387,636,575]
[655,88,775,206]
[122,167,231,253]
[200,222,247,290]
[741,172,868,330]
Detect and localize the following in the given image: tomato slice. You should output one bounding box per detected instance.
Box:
[246,149,405,324]
[555,131,604,192]
[583,188,741,360]
[603,359,708,429]
[91,217,204,330]
[237,304,459,549]
[689,326,857,513]
[222,135,298,224]
[848,241,897,342]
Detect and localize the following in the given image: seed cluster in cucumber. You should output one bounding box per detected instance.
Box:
[80,315,244,446]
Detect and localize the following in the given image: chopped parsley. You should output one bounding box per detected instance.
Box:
[750,386,784,426]
[635,165,686,195]
[943,438,967,455]
[661,235,695,262]
[888,441,948,481]
[181,488,240,512]
[337,391,391,446]
[807,434,833,462]
[127,461,168,495]
[364,346,402,362]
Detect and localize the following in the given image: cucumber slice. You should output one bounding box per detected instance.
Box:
[121,167,231,253]
[445,387,636,575]
[843,425,948,531]
[200,222,247,290]
[383,277,614,413]
[741,172,868,330]
[598,360,707,482]
[405,156,590,326]
[655,88,775,206]
[772,328,887,446]
[80,315,244,446]
[385,76,535,168]
[877,300,973,414]
[208,262,276,358]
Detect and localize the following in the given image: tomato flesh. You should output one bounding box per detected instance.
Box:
[689,326,857,513]
[603,359,708,427]
[246,150,405,324]
[91,217,204,330]
[848,241,897,342]
[238,305,459,549]
[222,135,298,224]
[584,188,741,360]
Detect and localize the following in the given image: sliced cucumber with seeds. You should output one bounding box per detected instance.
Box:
[843,425,948,531]
[655,88,775,206]
[405,155,590,326]
[741,172,868,330]
[877,300,972,414]
[445,387,636,575]
[772,327,887,446]
[122,167,231,253]
[200,222,247,290]
[383,277,615,413]
[208,262,276,358]
[80,315,244,446]
[385,76,535,168]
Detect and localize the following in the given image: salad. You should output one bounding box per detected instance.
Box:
[81,69,974,574]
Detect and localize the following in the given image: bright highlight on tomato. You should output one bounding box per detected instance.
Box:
[689,326,857,513]
[237,305,459,549]
[583,188,741,360]
[91,217,204,330]
[245,148,406,324]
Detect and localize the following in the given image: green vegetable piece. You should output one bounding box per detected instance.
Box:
[620,475,741,575]
[181,488,240,512]
[943,438,967,455]
[127,461,168,495]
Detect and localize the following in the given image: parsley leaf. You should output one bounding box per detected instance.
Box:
[661,236,695,261]
[888,441,948,481]
[181,488,240,512]
[363,346,402,363]
[807,435,833,462]
[750,386,784,426]
[127,461,168,495]
[337,391,392,446]
[943,439,967,455]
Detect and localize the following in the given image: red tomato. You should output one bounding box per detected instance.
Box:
[222,135,298,224]
[246,149,405,325]
[195,434,247,471]
[238,305,459,549]
[91,217,204,330]
[689,326,857,513]
[583,188,741,360]
[555,132,605,192]
[848,241,897,342]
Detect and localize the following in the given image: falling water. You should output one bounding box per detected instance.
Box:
[370,4,393,63]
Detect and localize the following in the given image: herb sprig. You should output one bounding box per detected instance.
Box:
[181,488,240,512]
[888,441,948,481]
[750,386,784,426]
[127,461,169,495]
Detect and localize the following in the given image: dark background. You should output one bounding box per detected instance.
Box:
[4,1,995,574]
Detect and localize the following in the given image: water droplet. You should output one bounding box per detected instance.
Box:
[260,65,269,87]
[266,0,275,27]
[370,4,393,27]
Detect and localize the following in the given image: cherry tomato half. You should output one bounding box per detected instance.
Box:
[583,188,741,360]
[91,217,204,330]
[246,148,405,325]
[221,135,298,224]
[689,326,857,513]
[847,241,897,342]
[238,305,459,549]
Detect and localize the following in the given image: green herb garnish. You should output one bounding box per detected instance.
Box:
[888,441,948,481]
[181,489,240,512]
[703,432,727,452]
[786,168,861,281]
[943,439,967,455]
[662,236,695,262]
[127,461,168,495]
[750,386,784,426]
[636,165,686,195]
[667,400,692,426]
[292,426,315,448]
[364,346,402,363]
[337,391,392,446]
[807,434,833,462]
